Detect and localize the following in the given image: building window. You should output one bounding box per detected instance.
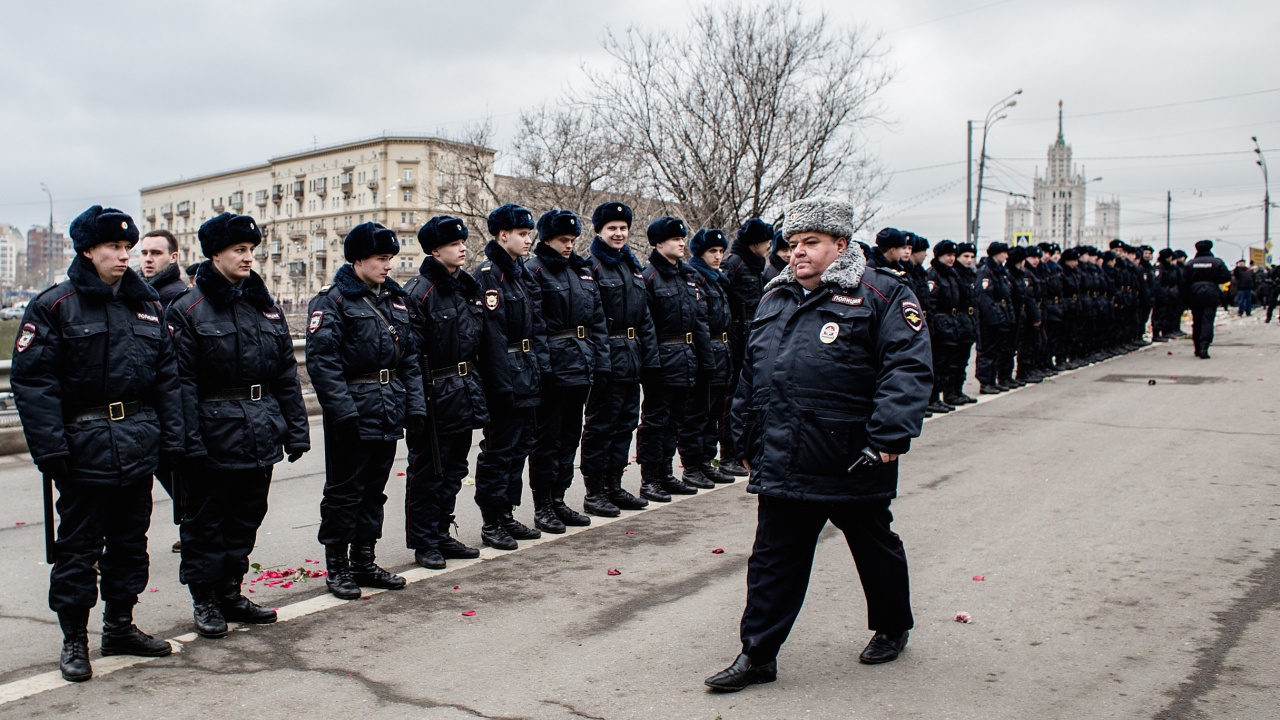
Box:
[403,190,413,202]
[403,168,413,182]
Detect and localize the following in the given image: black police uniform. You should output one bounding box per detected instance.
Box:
[927,258,965,405]
[473,237,546,546]
[678,253,735,486]
[637,248,713,498]
[729,243,932,669]
[307,239,426,597]
[148,262,188,307]
[1181,246,1230,357]
[580,236,659,511]
[168,253,310,633]
[975,256,1016,390]
[1009,261,1042,381]
[12,206,185,679]
[719,224,771,467]
[951,257,981,398]
[403,243,498,568]
[525,235,610,531]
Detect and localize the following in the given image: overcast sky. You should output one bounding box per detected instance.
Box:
[2,0,1277,258]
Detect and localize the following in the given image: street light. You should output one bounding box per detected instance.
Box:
[39,182,55,287]
[1253,137,1271,264]
[968,89,1022,245]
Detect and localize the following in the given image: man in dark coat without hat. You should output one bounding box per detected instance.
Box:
[1181,239,1231,358]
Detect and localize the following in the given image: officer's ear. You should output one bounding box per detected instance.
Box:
[836,237,849,253]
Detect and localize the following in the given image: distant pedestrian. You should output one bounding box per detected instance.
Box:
[1232,260,1255,316]
[1181,240,1231,359]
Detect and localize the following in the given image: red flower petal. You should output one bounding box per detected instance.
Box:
[972,575,985,582]
[711,548,725,554]
[282,581,293,588]
[148,587,158,592]
[396,472,406,477]
[14,521,25,526]
[625,531,635,535]
[361,595,371,600]
[955,611,972,623]
[607,569,622,576]
[248,589,255,593]
[453,585,460,590]
[461,610,476,617]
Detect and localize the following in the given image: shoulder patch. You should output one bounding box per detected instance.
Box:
[831,294,863,306]
[484,289,499,310]
[15,322,36,353]
[308,310,324,334]
[981,278,990,290]
[902,301,923,332]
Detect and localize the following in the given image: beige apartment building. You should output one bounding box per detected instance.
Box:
[139,134,496,306]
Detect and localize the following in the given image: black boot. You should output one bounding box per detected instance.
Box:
[437,515,480,559]
[325,544,362,599]
[660,464,698,495]
[552,490,591,526]
[703,463,735,484]
[681,462,715,489]
[534,491,567,534]
[190,583,229,638]
[57,608,92,682]
[602,470,647,511]
[101,601,172,656]
[501,512,542,540]
[704,652,777,692]
[639,465,672,503]
[414,547,446,570]
[350,540,406,590]
[717,458,750,477]
[219,577,277,624]
[583,475,622,517]
[481,507,518,550]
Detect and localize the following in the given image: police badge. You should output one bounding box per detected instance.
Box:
[484,289,499,310]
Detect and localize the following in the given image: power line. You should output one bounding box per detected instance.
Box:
[1007,87,1280,124]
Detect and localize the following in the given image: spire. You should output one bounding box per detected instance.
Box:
[1057,100,1064,143]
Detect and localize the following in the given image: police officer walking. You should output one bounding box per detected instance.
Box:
[167,213,311,637]
[402,216,491,569]
[719,218,774,477]
[638,217,713,500]
[1181,239,1231,359]
[138,229,187,306]
[525,209,610,533]
[12,205,184,681]
[706,197,932,692]
[580,203,658,515]
[473,204,546,549]
[679,228,736,485]
[307,222,426,598]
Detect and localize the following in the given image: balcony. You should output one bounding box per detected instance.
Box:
[212,201,225,213]
[176,201,191,217]
[289,229,307,241]
[144,208,156,222]
[270,242,282,261]
[255,190,269,207]
[399,176,416,188]
[367,178,379,190]
[315,226,327,237]
[161,203,173,218]
[229,191,244,211]
[271,185,283,203]
[340,172,354,196]
[292,181,304,200]
[253,244,267,261]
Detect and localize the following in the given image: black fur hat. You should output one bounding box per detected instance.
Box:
[1008,246,1027,263]
[933,239,958,258]
[1026,245,1043,258]
[689,228,728,257]
[69,205,139,252]
[875,227,910,250]
[956,242,976,256]
[344,222,399,262]
[1172,249,1188,259]
[1061,248,1081,262]
[591,202,633,232]
[537,209,582,241]
[418,215,469,253]
[488,203,536,236]
[987,241,1010,257]
[737,218,774,247]
[1194,239,1214,253]
[770,230,788,254]
[198,212,263,258]
[646,216,688,246]
[908,233,930,253]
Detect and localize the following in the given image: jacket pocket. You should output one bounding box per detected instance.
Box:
[197,402,249,460]
[789,409,866,477]
[63,321,109,369]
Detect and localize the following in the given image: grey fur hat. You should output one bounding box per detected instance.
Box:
[781,196,854,240]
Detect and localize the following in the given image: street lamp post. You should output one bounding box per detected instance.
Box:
[969,89,1022,245]
[1253,137,1271,264]
[39,182,55,287]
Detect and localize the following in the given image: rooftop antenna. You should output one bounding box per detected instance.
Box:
[1057,100,1064,142]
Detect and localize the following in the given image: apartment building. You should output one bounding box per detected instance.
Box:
[139,134,496,305]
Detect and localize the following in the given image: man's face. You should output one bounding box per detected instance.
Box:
[776,245,792,264]
[911,249,927,265]
[498,228,534,258]
[656,236,686,263]
[1050,251,1062,263]
[938,253,956,267]
[137,236,175,278]
[600,221,629,250]
[432,240,467,272]
[749,241,771,259]
[991,252,1009,265]
[702,246,726,269]
[790,232,846,287]
[1064,258,1079,269]
[1143,249,1153,262]
[958,251,975,268]
[353,254,394,286]
[885,245,911,262]
[84,241,132,285]
[1027,255,1041,267]
[544,235,576,258]
[211,242,255,282]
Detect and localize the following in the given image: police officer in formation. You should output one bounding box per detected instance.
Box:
[167,212,311,637]
[719,218,774,477]
[473,204,546,548]
[925,240,975,413]
[950,242,981,400]
[307,221,426,598]
[579,203,658,514]
[1181,239,1231,358]
[975,242,1016,393]
[13,205,185,681]
[679,228,736,486]
[138,229,187,305]
[762,231,790,282]
[524,209,609,533]
[402,216,491,569]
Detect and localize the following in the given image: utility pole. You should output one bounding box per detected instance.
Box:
[1165,191,1171,250]
[971,89,1022,245]
[1254,137,1271,264]
[966,121,973,245]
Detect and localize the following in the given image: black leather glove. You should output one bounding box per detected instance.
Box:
[286,448,307,463]
[157,450,185,476]
[37,457,69,479]
[332,416,361,439]
[406,415,428,450]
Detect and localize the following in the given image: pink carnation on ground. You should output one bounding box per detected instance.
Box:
[955,611,972,623]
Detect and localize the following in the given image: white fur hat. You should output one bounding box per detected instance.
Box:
[781,196,854,240]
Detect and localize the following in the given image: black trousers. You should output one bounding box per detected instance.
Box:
[636,383,692,467]
[976,326,1013,385]
[1016,325,1044,377]
[677,382,728,465]
[530,385,590,494]
[740,495,913,663]
[475,402,535,510]
[405,429,471,550]
[49,477,152,612]
[948,341,974,395]
[1191,304,1217,350]
[580,379,641,478]
[179,466,272,585]
[318,418,397,546]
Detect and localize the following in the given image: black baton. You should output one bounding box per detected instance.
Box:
[42,473,55,565]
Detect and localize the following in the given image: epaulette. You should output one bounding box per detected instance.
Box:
[33,282,66,301]
[319,284,332,293]
[872,267,911,285]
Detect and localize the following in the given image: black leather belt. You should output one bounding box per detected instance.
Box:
[508,338,532,353]
[67,400,145,423]
[718,332,729,343]
[431,361,472,381]
[609,327,637,340]
[548,326,587,340]
[200,384,269,402]
[350,369,395,385]
[658,333,693,346]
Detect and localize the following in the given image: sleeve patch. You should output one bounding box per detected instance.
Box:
[902,301,923,332]
[308,310,324,334]
[15,322,36,353]
[484,289,500,311]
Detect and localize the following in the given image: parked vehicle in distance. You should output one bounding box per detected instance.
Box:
[1,302,28,320]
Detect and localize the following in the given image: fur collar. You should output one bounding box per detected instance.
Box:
[689,255,727,284]
[728,239,766,274]
[67,254,158,303]
[194,261,276,311]
[764,241,865,292]
[768,252,787,273]
[647,249,684,277]
[589,236,643,272]
[532,242,589,271]
[332,263,406,299]
[420,255,480,296]
[930,257,957,276]
[147,262,182,290]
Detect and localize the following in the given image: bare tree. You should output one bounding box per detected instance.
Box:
[433,119,503,264]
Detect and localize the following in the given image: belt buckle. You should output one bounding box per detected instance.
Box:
[576,326,586,339]
[684,332,693,344]
[249,384,262,401]
[721,332,729,343]
[379,369,391,385]
[108,402,125,421]
[521,338,531,352]
[626,327,636,339]
[457,362,469,377]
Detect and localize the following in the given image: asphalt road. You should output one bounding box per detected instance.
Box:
[0,314,1276,719]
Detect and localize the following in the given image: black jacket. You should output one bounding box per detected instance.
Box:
[525,242,610,388]
[905,260,932,317]
[1153,260,1181,307]
[473,241,545,407]
[148,263,188,307]
[1009,264,1041,327]
[721,240,767,351]
[976,257,1015,329]
[643,250,713,387]
[167,263,309,469]
[926,259,963,345]
[586,237,658,384]
[1035,260,1065,324]
[731,245,932,503]
[688,256,734,387]
[403,256,499,435]
[1233,265,1256,291]
[306,264,427,440]
[762,251,787,282]
[953,262,981,343]
[1182,251,1231,307]
[12,256,184,484]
